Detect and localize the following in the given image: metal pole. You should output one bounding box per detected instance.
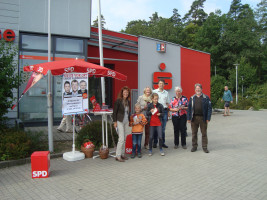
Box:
[97,0,105,106]
[234,64,239,104]
[47,0,53,152]
[72,115,75,153]
[241,76,244,97]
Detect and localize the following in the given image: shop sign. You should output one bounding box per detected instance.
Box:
[0,29,15,42]
[157,43,166,53]
[153,63,172,90]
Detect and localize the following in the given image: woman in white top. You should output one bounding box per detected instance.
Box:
[137,87,152,149]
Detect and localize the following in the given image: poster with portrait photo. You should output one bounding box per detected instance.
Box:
[62,73,89,115]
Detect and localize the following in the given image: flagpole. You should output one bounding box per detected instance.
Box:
[47,0,54,152]
[97,0,105,106]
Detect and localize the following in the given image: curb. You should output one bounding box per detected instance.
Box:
[0,153,63,169]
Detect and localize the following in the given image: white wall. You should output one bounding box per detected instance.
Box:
[19,0,91,38]
[138,36,181,99]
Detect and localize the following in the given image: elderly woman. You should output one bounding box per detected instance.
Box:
[169,86,188,149]
[113,86,131,162]
[137,86,152,149]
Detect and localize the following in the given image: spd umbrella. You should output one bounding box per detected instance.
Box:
[23,59,127,81]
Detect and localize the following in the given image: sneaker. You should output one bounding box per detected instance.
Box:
[66,130,73,133]
[131,153,135,159]
[144,145,149,150]
[148,150,152,156]
[160,149,165,156]
[174,145,178,149]
[153,144,157,148]
[182,145,187,149]
[162,144,168,148]
[137,153,142,158]
[203,148,209,153]
[191,147,197,152]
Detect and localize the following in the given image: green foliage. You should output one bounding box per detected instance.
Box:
[93,14,106,29]
[210,75,227,108]
[76,121,118,150]
[0,128,46,161]
[0,41,22,124]
[183,0,207,26]
[122,0,266,109]
[228,57,257,91]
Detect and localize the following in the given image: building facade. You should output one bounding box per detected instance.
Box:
[1,0,210,123]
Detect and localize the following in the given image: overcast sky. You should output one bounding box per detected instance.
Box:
[91,0,261,32]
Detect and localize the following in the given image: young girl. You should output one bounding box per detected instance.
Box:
[146,93,165,156]
[129,104,147,158]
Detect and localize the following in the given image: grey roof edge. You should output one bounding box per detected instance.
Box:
[91,26,139,39]
[138,35,211,55]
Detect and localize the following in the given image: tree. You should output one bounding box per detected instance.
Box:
[123,20,149,36]
[255,0,267,82]
[170,8,182,27]
[228,57,257,93]
[228,0,242,20]
[194,10,227,76]
[0,41,21,124]
[219,3,261,76]
[183,0,208,26]
[180,23,200,48]
[210,75,227,107]
[93,14,106,29]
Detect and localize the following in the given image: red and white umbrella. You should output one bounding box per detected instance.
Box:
[23,59,127,81]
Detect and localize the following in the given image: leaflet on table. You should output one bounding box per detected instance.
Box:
[62,73,89,115]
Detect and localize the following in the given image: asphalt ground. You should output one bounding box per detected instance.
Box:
[0,109,267,200]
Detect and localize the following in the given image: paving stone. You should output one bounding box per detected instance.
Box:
[0,109,267,199]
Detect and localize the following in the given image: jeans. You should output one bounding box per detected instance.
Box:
[154,109,168,144]
[132,134,142,154]
[150,126,163,150]
[116,121,128,157]
[172,115,187,146]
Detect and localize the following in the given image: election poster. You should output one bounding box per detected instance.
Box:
[62,73,89,115]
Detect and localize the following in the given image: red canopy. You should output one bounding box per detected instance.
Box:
[23,59,127,81]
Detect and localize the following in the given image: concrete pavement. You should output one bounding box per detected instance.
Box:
[0,109,267,200]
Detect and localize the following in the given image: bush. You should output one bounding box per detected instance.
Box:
[76,120,118,150]
[0,41,22,125]
[211,75,227,108]
[0,128,46,161]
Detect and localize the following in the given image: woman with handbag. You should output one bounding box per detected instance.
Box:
[113,86,131,162]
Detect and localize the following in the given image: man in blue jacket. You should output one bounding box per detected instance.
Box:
[187,83,212,153]
[221,86,233,116]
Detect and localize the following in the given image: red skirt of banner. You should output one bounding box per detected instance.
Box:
[23,59,127,81]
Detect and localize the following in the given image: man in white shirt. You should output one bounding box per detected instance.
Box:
[152,79,170,148]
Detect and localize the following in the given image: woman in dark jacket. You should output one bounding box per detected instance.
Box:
[146,93,165,156]
[113,86,131,162]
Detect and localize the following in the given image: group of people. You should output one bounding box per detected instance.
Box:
[112,80,213,162]
[57,78,234,160]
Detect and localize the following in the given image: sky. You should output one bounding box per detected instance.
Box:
[91,0,261,32]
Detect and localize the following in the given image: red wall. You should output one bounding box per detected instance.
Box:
[87,45,138,106]
[180,47,211,99]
